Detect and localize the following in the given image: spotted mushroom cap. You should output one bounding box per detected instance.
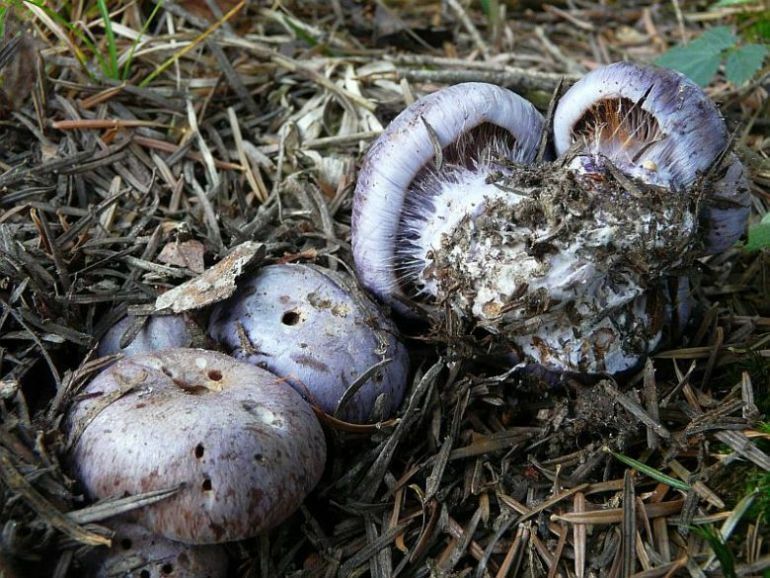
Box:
[207,264,409,423]
[352,82,546,311]
[86,521,228,578]
[68,348,326,544]
[553,61,750,253]
[98,314,195,358]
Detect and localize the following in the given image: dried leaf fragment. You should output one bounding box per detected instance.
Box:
[157,239,206,273]
[154,241,264,313]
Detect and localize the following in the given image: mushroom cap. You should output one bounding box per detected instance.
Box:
[207,264,409,423]
[68,348,327,544]
[352,82,546,311]
[700,153,752,254]
[553,61,750,254]
[86,521,228,578]
[98,315,195,358]
[553,61,727,188]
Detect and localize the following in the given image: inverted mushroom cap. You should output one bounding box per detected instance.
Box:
[98,314,195,358]
[68,349,326,544]
[553,62,750,253]
[352,82,546,310]
[86,521,228,578]
[553,61,727,188]
[207,264,409,423]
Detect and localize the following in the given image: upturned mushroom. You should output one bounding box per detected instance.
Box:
[67,348,326,544]
[351,66,750,374]
[351,82,547,314]
[207,263,409,423]
[552,61,751,255]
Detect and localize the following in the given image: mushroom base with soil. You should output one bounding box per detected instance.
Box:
[402,159,707,375]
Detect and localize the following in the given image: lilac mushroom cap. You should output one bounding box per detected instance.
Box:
[553,61,750,253]
[86,521,228,578]
[67,348,326,544]
[351,82,547,312]
[98,314,195,358]
[207,264,409,423]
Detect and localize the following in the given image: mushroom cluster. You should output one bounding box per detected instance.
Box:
[352,62,750,375]
[68,265,409,573]
[67,60,750,575]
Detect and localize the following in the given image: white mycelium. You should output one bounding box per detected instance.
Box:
[396,161,694,374]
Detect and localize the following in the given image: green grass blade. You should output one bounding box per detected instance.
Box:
[23,0,104,79]
[609,450,692,492]
[691,525,737,578]
[96,0,118,79]
[0,5,8,39]
[121,0,164,80]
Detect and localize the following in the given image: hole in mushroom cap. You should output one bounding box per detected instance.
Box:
[202,478,213,492]
[120,538,132,550]
[572,98,663,166]
[194,443,205,459]
[207,369,222,381]
[161,563,174,575]
[172,379,210,395]
[140,571,150,578]
[254,453,264,462]
[281,311,301,326]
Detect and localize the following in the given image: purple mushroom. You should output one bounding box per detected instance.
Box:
[67,349,326,544]
[85,521,228,578]
[351,82,547,313]
[207,264,409,423]
[98,314,196,358]
[350,68,747,375]
[552,61,751,254]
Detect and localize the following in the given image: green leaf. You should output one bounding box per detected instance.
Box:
[608,451,692,492]
[691,526,736,578]
[656,27,738,86]
[726,43,769,85]
[698,26,739,51]
[745,213,770,252]
[656,46,723,86]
